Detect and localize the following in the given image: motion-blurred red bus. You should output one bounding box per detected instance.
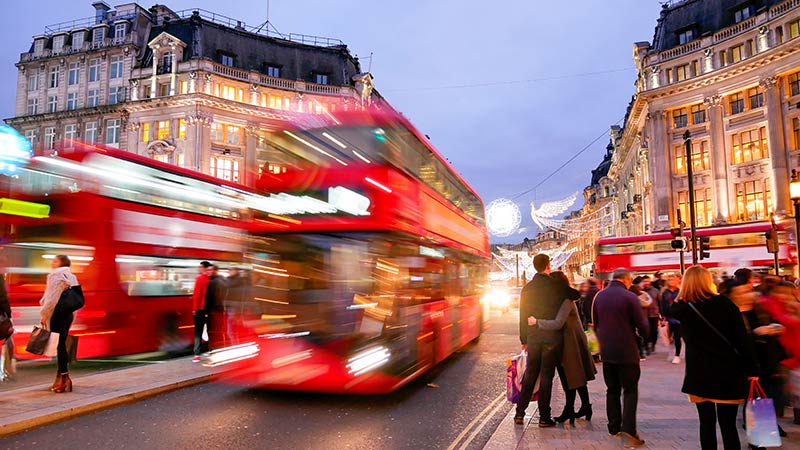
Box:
[2,143,258,359]
[594,222,795,279]
[216,109,490,393]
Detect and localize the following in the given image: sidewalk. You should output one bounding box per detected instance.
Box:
[0,356,213,437]
[486,347,800,450]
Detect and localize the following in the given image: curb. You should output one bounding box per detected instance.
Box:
[0,373,214,437]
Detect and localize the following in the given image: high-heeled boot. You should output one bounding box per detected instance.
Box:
[53,372,72,393]
[554,406,575,425]
[575,403,593,421]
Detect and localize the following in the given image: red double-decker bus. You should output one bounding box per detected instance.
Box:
[2,143,258,359]
[594,222,795,279]
[217,109,490,393]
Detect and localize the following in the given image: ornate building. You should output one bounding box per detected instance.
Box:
[617,0,800,233]
[7,2,376,187]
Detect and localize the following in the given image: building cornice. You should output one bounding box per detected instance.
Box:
[5,104,125,125]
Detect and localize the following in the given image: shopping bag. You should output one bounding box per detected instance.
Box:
[202,324,209,342]
[658,321,672,345]
[506,351,526,403]
[746,379,782,447]
[789,368,800,409]
[25,326,59,356]
[585,328,600,355]
[66,335,79,364]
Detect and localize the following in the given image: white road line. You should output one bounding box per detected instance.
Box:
[446,391,506,450]
[457,394,509,450]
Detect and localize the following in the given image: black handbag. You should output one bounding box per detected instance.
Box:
[54,285,85,314]
[0,314,13,341]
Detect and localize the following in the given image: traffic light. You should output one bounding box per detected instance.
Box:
[765,230,779,254]
[670,227,684,250]
[698,236,710,260]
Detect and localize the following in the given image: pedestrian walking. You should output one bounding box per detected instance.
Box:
[205,265,228,349]
[529,271,596,425]
[592,267,649,448]
[38,255,79,393]
[0,271,15,381]
[651,271,665,291]
[578,278,599,330]
[629,277,652,360]
[640,275,661,354]
[671,265,755,450]
[191,261,212,363]
[660,273,682,364]
[514,254,580,427]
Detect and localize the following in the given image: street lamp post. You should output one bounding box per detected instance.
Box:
[790,169,800,277]
[683,130,698,265]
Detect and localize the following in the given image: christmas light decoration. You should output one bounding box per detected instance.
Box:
[486,198,521,237]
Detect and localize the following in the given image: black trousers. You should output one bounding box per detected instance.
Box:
[516,339,561,420]
[696,401,739,450]
[669,321,682,356]
[193,311,208,355]
[50,310,74,373]
[603,363,640,436]
[647,318,659,349]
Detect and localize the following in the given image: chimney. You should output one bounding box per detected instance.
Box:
[92,1,111,24]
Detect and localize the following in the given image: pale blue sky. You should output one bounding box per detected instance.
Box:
[0,1,664,241]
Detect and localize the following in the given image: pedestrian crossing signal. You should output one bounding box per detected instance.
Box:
[765,230,778,254]
[698,236,710,260]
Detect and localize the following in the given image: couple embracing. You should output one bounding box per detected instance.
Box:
[514,253,596,427]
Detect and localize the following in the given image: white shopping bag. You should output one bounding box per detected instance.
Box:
[201,324,209,342]
[44,331,59,357]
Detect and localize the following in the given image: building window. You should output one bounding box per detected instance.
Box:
[266,65,280,77]
[790,20,800,40]
[92,27,105,46]
[110,55,123,79]
[226,125,240,145]
[179,80,188,94]
[678,29,694,45]
[24,129,37,145]
[87,89,100,107]
[27,74,39,91]
[720,51,728,67]
[732,126,769,164]
[153,153,169,163]
[88,59,100,82]
[789,73,800,97]
[44,127,56,149]
[158,84,169,97]
[66,92,78,110]
[731,45,744,63]
[33,39,45,55]
[734,6,751,23]
[85,121,97,144]
[675,140,710,174]
[105,119,120,146]
[26,98,38,115]
[691,60,700,77]
[176,153,185,168]
[672,108,688,129]
[269,95,283,110]
[156,120,170,140]
[108,86,124,105]
[677,188,712,227]
[222,85,236,101]
[141,123,150,143]
[49,67,60,88]
[220,54,234,67]
[748,87,764,109]
[178,119,186,139]
[794,117,800,150]
[47,95,58,113]
[52,35,65,53]
[68,63,80,85]
[315,73,329,85]
[72,32,84,50]
[64,124,77,145]
[691,104,706,124]
[736,179,771,222]
[211,123,224,142]
[210,156,240,182]
[162,52,173,72]
[114,23,126,42]
[729,92,745,115]
[675,64,689,82]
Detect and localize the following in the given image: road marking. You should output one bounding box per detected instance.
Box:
[446,391,506,450]
[457,395,509,450]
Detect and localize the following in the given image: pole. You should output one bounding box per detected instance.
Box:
[796,200,800,279]
[677,208,685,275]
[772,214,780,276]
[684,130,698,265]
[515,253,520,288]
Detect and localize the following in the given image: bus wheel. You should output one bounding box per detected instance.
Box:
[157,313,185,353]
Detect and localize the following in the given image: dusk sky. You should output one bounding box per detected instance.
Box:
[0,1,664,242]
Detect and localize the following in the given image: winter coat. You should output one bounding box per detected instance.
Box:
[592,280,649,364]
[536,299,597,389]
[672,295,755,400]
[39,266,78,327]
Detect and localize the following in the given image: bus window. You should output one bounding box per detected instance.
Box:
[116,255,204,297]
[3,243,94,297]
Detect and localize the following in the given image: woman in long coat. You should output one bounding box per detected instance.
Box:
[529,271,597,424]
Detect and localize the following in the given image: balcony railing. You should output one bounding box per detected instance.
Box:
[659,39,702,62]
[770,0,800,18]
[713,16,757,43]
[43,12,138,35]
[20,34,135,63]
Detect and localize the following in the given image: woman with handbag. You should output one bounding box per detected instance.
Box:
[672,265,756,450]
[0,272,15,381]
[38,255,79,393]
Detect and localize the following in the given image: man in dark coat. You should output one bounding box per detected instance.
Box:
[593,268,649,448]
[205,265,228,350]
[515,254,579,426]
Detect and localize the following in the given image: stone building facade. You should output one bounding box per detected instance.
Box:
[616,0,800,233]
[7,2,376,187]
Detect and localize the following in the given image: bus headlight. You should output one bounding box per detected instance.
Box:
[201,342,259,367]
[346,346,390,376]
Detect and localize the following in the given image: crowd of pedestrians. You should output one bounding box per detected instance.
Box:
[515,260,800,449]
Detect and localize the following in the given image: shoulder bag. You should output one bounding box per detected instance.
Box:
[54,285,85,314]
[688,302,739,356]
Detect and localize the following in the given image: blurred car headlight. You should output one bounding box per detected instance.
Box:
[484,289,510,308]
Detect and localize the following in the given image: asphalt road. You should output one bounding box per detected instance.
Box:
[1,309,521,450]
